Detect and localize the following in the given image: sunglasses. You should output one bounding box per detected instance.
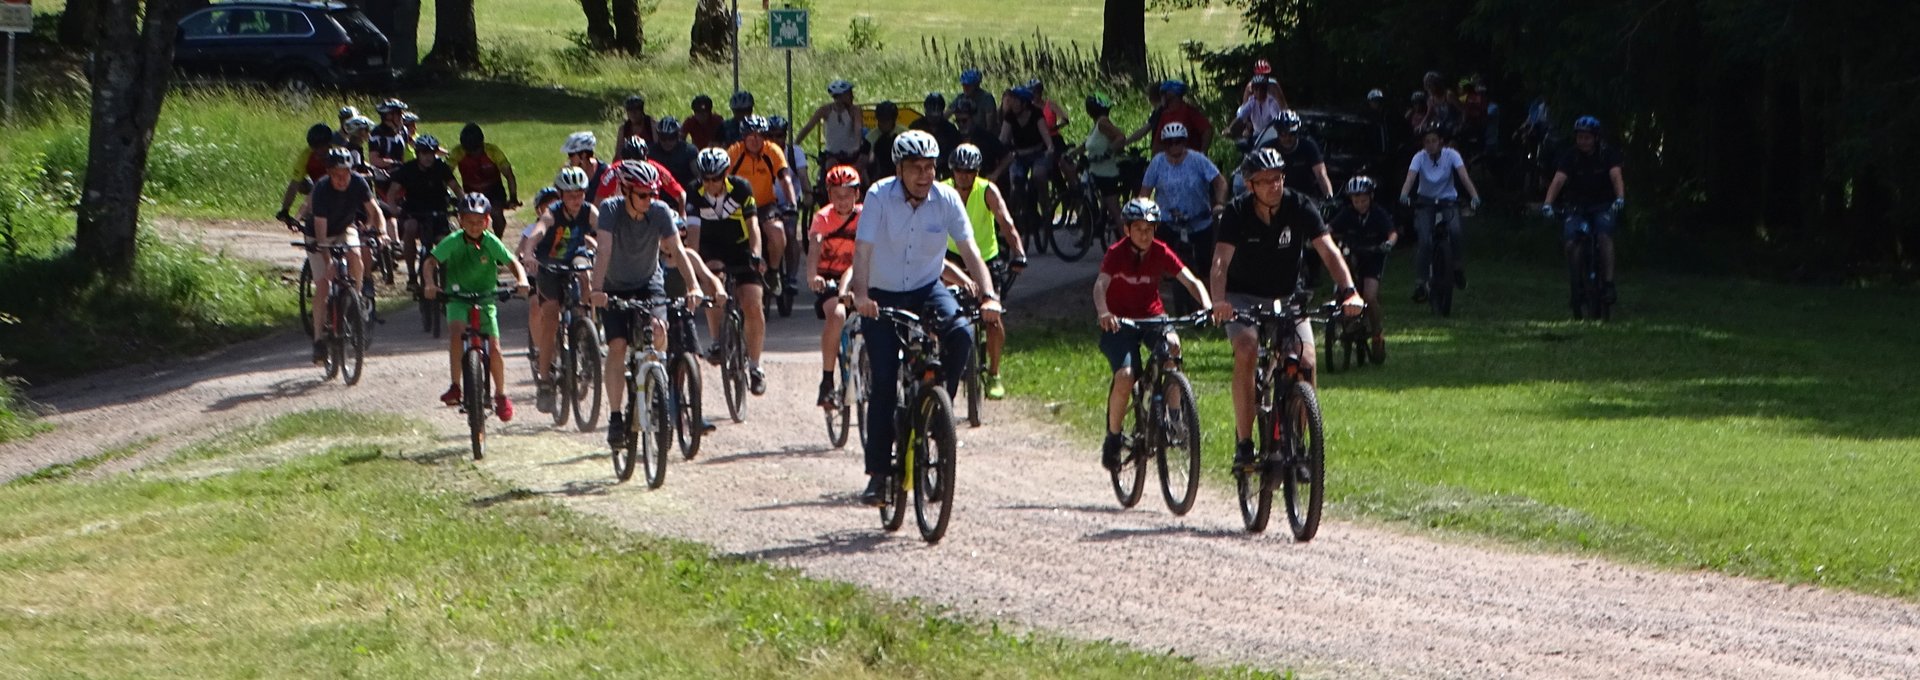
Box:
[629,191,657,199]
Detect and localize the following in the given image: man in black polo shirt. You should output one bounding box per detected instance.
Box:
[1542,115,1626,309]
[1208,149,1365,470]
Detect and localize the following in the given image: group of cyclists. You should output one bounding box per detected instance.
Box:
[276,61,1626,534]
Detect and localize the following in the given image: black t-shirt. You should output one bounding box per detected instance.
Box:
[1215,189,1328,299]
[369,124,408,161]
[389,159,456,213]
[1555,146,1623,206]
[1260,136,1326,199]
[1328,206,1395,248]
[309,174,373,237]
[654,140,700,189]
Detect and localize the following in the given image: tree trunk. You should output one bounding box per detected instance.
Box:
[1101,0,1148,81]
[690,0,732,62]
[57,0,100,47]
[580,0,615,50]
[74,0,188,278]
[423,0,480,70]
[611,0,644,54]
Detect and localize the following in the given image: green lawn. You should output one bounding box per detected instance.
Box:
[0,410,1277,678]
[1005,241,1920,599]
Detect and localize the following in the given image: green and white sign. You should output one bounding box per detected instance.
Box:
[768,8,809,50]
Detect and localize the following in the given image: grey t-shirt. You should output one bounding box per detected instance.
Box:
[596,197,671,293]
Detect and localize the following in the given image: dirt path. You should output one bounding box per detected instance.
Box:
[5,251,1916,678]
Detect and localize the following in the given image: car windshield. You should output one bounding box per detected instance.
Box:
[1304,117,1385,157]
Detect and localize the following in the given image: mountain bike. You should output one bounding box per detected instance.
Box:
[820,285,864,450]
[949,276,1012,429]
[535,258,603,431]
[1413,197,1458,317]
[872,306,959,545]
[666,296,711,460]
[1322,242,1375,372]
[291,240,368,385]
[712,280,751,423]
[1108,312,1208,515]
[406,210,452,337]
[1044,152,1106,262]
[1231,298,1336,540]
[444,287,518,460]
[606,296,675,488]
[1562,204,1615,321]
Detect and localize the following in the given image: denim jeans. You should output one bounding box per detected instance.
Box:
[861,283,973,476]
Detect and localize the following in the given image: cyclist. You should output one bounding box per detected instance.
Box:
[1138,122,1227,310]
[794,79,865,177]
[1397,123,1484,302]
[1094,197,1213,471]
[590,161,708,448]
[276,123,336,226]
[1069,95,1129,240]
[333,105,360,145]
[1028,79,1071,150]
[652,116,701,189]
[1229,76,1285,145]
[1327,176,1397,360]
[684,94,726,149]
[1238,59,1290,107]
[726,115,799,301]
[368,99,413,177]
[450,123,520,236]
[562,131,618,203]
[1421,71,1461,138]
[910,93,961,175]
[949,68,1000,138]
[338,115,375,165]
[401,112,420,138]
[424,193,530,421]
[943,143,1027,400]
[616,94,657,146]
[522,166,600,414]
[999,87,1056,224]
[1257,111,1335,209]
[805,165,863,407]
[304,147,385,364]
[685,147,770,396]
[1541,115,1626,312]
[865,101,906,181]
[1149,80,1213,154]
[1206,149,1366,470]
[615,136,688,213]
[767,116,811,212]
[384,134,464,288]
[849,131,1004,506]
[718,91,756,147]
[951,99,1009,184]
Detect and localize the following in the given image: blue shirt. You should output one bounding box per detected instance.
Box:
[858,177,973,292]
[1140,152,1221,228]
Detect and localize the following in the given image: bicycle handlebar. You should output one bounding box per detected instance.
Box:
[288,241,359,253]
[1114,310,1211,331]
[443,289,518,303]
[604,295,676,311]
[539,261,594,274]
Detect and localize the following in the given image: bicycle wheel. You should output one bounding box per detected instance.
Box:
[851,335,870,451]
[1051,195,1094,262]
[1237,376,1278,533]
[962,352,983,428]
[641,363,671,489]
[825,358,851,449]
[550,323,574,429]
[1430,241,1454,317]
[672,353,704,460]
[570,318,604,432]
[340,293,367,386]
[1280,380,1327,542]
[911,388,959,544]
[1323,315,1343,374]
[722,315,747,422]
[612,356,639,482]
[322,295,344,382]
[297,261,314,339]
[1156,372,1202,516]
[464,348,488,461]
[1109,379,1146,509]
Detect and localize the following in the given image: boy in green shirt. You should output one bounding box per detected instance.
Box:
[424,193,531,420]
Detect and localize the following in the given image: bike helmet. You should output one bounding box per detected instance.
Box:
[1367,88,1385,101]
[696,147,732,177]
[306,123,334,148]
[1121,197,1162,223]
[1159,122,1189,141]
[619,135,649,161]
[460,123,485,150]
[1160,79,1188,96]
[624,94,646,110]
[655,115,682,136]
[412,134,442,153]
[1253,58,1272,75]
[827,79,854,96]
[1344,175,1377,195]
[1026,78,1045,93]
[767,116,790,133]
[891,130,940,165]
[562,131,597,155]
[1084,94,1113,118]
[1275,109,1303,134]
[1250,75,1273,87]
[825,164,862,188]
[692,93,714,109]
[740,115,770,135]
[875,100,900,119]
[1574,115,1602,134]
[337,105,358,123]
[342,115,374,135]
[960,68,983,86]
[324,147,355,168]
[1243,147,1286,174]
[950,143,984,171]
[1411,91,1428,105]
[1007,87,1035,104]
[728,90,755,111]
[401,112,420,124]
[1419,122,1451,140]
[534,186,561,210]
[459,192,492,215]
[374,98,408,113]
[924,92,947,112]
[615,159,659,189]
[555,166,591,192]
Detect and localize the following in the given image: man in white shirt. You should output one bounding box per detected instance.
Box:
[1228,75,1287,144]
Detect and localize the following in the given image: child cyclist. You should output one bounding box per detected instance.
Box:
[1092,197,1212,472]
[1326,175,1397,361]
[805,165,863,407]
[425,193,531,420]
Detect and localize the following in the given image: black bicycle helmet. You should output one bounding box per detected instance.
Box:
[875,100,899,119]
[1243,147,1286,174]
[692,93,714,109]
[459,122,484,151]
[306,123,334,149]
[619,135,649,161]
[924,92,946,112]
[624,94,646,110]
[729,90,755,111]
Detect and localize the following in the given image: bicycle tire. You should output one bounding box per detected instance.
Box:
[341,293,367,386]
[671,353,704,460]
[963,353,983,428]
[825,361,851,449]
[464,348,488,460]
[297,261,314,339]
[1280,380,1327,542]
[723,312,748,422]
[571,318,604,432]
[912,388,959,544]
[777,286,795,318]
[1109,376,1147,509]
[551,321,574,429]
[851,335,870,452]
[322,293,344,382]
[641,363,671,489]
[1238,373,1278,533]
[1157,371,1202,516]
[1051,196,1094,262]
[613,357,639,482]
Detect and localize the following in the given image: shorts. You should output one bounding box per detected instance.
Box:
[1099,324,1173,372]
[813,277,848,319]
[1089,173,1126,196]
[534,263,577,302]
[1561,205,1618,241]
[1223,291,1313,348]
[304,230,363,276]
[1353,252,1388,281]
[447,299,500,338]
[699,240,765,288]
[601,285,667,345]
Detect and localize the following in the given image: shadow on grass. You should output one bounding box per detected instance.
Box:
[403,79,617,128]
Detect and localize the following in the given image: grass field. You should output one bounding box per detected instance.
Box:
[0,410,1277,678]
[1005,236,1920,599]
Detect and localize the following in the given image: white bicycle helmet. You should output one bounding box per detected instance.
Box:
[1344,175,1376,195]
[555,166,591,192]
[337,105,359,123]
[1159,122,1189,141]
[562,131,597,155]
[1243,147,1286,173]
[342,115,374,135]
[1121,197,1162,223]
[891,130,940,165]
[615,159,659,188]
[459,192,492,215]
[827,79,854,96]
[696,147,732,177]
[950,143,984,171]
[741,115,770,135]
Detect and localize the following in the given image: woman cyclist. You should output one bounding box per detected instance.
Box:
[1327,176,1397,361]
[1094,198,1211,472]
[1397,123,1482,303]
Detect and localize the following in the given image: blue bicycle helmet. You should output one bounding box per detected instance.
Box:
[1574,115,1602,134]
[1160,79,1188,96]
[1276,109,1303,134]
[960,69,983,86]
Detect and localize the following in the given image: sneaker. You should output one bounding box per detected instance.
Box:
[699,418,718,434]
[816,378,834,408]
[1101,432,1126,472]
[312,340,328,365]
[1453,269,1468,290]
[607,412,627,450]
[749,367,767,396]
[1233,439,1258,471]
[494,395,514,422]
[985,373,1007,400]
[1411,283,1429,304]
[858,475,888,507]
[439,385,462,406]
[535,381,556,414]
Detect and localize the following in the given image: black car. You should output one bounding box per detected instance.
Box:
[1295,110,1392,192]
[174,2,393,91]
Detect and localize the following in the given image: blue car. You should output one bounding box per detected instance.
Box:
[174,1,394,92]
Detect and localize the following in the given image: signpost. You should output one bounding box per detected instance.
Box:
[0,0,28,121]
[769,6,808,150]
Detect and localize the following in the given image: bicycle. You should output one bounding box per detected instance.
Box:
[820,285,865,450]
[290,240,369,385]
[1231,298,1336,540]
[710,279,751,423]
[870,306,960,545]
[1413,197,1459,317]
[535,258,604,431]
[949,275,1012,429]
[605,295,675,488]
[1009,150,1054,257]
[1042,149,1106,262]
[1108,312,1208,515]
[665,296,711,460]
[1561,204,1615,321]
[405,209,453,337]
[1322,242,1375,372]
[444,287,518,460]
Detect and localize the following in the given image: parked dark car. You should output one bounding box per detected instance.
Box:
[1296,109,1392,192]
[173,2,394,92]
